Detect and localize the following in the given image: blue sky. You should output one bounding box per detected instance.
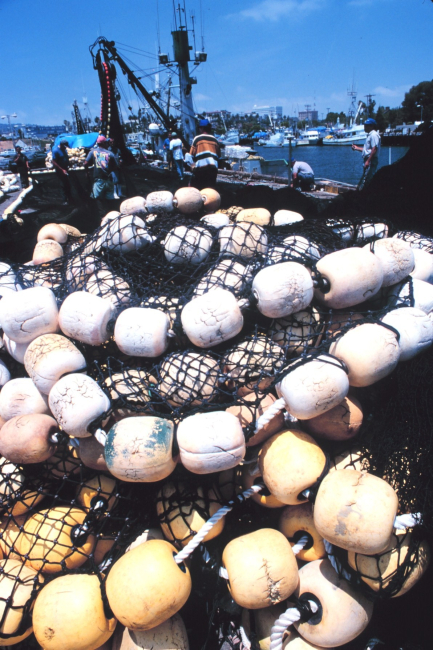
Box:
[1,0,432,125]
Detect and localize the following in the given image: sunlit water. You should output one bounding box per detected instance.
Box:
[253,144,409,186]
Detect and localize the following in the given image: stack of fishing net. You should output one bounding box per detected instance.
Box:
[0,183,432,649]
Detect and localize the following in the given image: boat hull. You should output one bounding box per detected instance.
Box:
[323,135,367,146]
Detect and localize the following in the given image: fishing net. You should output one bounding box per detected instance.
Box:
[0,208,432,649]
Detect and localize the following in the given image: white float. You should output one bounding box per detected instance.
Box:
[252,262,314,318]
[48,374,111,438]
[276,355,349,420]
[314,248,384,309]
[382,307,433,361]
[0,286,59,344]
[59,291,114,346]
[364,238,414,287]
[24,333,87,395]
[114,307,171,357]
[163,226,213,265]
[177,411,245,474]
[0,378,49,421]
[181,289,244,348]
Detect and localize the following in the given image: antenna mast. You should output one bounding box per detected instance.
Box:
[158,2,207,145]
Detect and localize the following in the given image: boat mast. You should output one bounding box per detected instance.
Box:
[173,3,196,144]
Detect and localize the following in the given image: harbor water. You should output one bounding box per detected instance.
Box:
[254,145,409,186]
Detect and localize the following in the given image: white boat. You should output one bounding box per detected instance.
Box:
[295,129,322,146]
[323,123,367,145]
[261,132,285,147]
[218,129,240,146]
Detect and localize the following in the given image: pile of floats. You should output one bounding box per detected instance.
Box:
[45,147,87,170]
[0,173,20,201]
[0,185,432,650]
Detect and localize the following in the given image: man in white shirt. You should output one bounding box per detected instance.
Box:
[290,158,315,190]
[169,132,184,181]
[352,118,381,189]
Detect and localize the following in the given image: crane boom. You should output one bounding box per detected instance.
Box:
[89,37,190,150]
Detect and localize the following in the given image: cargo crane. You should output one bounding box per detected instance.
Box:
[72,100,87,135]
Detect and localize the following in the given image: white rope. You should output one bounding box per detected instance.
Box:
[174,485,263,564]
[291,534,309,556]
[323,539,352,580]
[254,397,286,433]
[94,429,107,446]
[269,601,318,650]
[219,566,229,579]
[239,625,251,650]
[394,513,422,529]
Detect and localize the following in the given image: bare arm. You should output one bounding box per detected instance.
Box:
[52,159,68,174]
[364,145,377,168]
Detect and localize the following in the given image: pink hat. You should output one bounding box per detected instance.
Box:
[97,135,107,143]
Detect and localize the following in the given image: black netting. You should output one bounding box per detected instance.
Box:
[0,209,432,648]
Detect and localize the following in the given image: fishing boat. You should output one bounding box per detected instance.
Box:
[323,123,367,145]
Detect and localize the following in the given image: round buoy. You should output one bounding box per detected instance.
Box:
[329,323,400,386]
[0,286,59,344]
[24,333,86,395]
[314,248,383,309]
[181,289,244,348]
[20,506,96,573]
[279,502,326,562]
[106,539,191,630]
[173,187,204,214]
[314,470,398,554]
[252,262,314,318]
[222,528,298,609]
[177,411,245,474]
[48,374,111,438]
[201,188,221,213]
[59,291,114,346]
[157,482,225,546]
[294,559,373,647]
[276,355,349,420]
[0,414,58,464]
[259,429,326,505]
[300,395,363,441]
[33,573,116,650]
[105,417,176,482]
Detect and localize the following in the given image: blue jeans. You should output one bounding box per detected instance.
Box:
[174,159,184,180]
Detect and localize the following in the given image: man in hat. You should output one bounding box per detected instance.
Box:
[84,135,119,203]
[352,118,381,189]
[190,118,220,190]
[11,146,30,188]
[51,138,72,204]
[290,158,315,191]
[169,132,184,181]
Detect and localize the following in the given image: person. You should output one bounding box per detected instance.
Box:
[11,146,30,188]
[169,132,184,181]
[51,138,72,204]
[163,133,173,170]
[109,138,124,198]
[84,135,119,202]
[190,119,220,190]
[290,158,315,191]
[352,118,381,190]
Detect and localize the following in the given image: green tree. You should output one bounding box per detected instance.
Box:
[375,106,387,131]
[401,80,433,123]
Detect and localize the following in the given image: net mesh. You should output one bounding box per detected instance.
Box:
[0,210,432,648]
